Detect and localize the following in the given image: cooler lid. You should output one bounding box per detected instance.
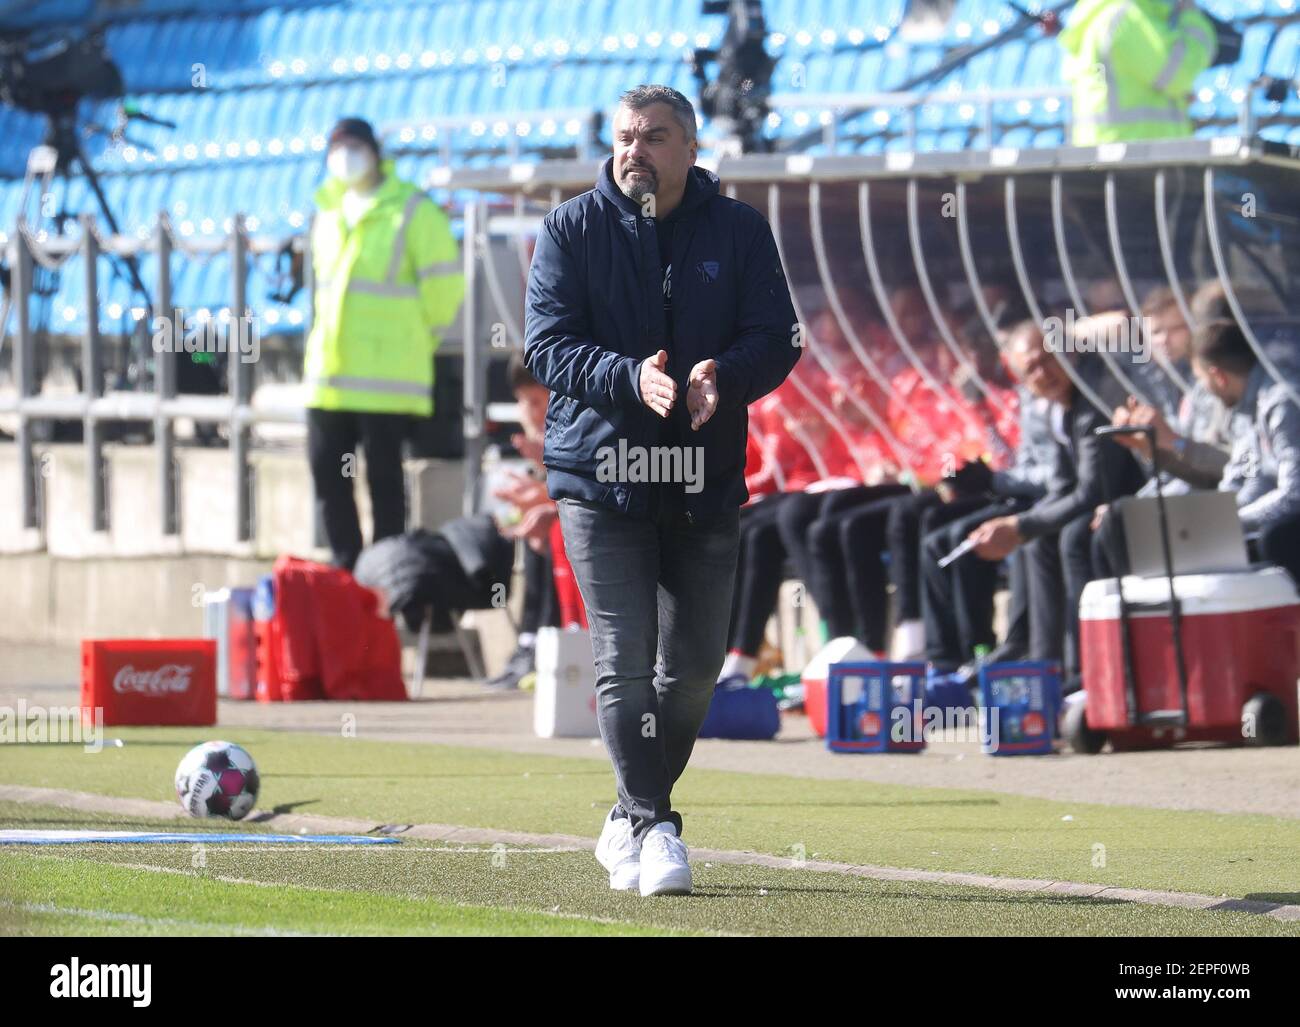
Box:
[1080,566,1299,619]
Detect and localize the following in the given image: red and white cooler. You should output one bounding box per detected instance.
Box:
[1079,567,1300,747]
[81,639,218,727]
[801,636,878,738]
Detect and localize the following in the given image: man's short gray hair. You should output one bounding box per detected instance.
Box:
[617,84,697,141]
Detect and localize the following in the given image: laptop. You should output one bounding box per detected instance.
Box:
[1117,490,1250,578]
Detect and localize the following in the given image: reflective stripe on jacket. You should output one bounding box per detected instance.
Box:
[305,160,464,416]
[1060,0,1217,145]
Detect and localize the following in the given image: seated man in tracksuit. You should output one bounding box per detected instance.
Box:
[1091,315,1233,579]
[967,321,1145,693]
[1193,320,1300,580]
[921,367,1058,676]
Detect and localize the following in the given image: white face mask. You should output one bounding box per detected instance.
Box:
[327,145,375,187]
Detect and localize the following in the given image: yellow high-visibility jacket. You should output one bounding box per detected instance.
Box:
[1061,0,1217,145]
[305,161,464,416]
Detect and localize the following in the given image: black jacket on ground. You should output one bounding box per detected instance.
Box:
[352,514,513,632]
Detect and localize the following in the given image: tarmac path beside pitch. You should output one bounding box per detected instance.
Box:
[5,643,1299,821]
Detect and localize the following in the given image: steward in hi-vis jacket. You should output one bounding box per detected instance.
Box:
[1061,0,1217,145]
[305,116,463,570]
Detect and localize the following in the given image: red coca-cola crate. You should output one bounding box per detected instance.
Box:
[81,639,217,727]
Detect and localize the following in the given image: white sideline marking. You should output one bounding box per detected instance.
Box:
[0,898,315,936]
[3,783,1297,924]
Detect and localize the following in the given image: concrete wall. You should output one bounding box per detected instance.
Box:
[0,552,273,645]
[0,438,474,649]
[0,441,465,559]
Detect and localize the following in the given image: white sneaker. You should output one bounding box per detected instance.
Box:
[639,822,692,897]
[594,806,640,891]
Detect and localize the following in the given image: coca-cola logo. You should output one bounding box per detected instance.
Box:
[112,664,193,695]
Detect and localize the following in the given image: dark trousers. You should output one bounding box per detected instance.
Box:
[1001,547,1031,660]
[920,496,1025,669]
[1091,506,1127,580]
[307,407,410,572]
[1023,511,1096,689]
[800,484,911,648]
[557,496,740,841]
[886,490,947,622]
[519,543,560,636]
[1254,517,1300,584]
[727,488,899,656]
[728,494,794,656]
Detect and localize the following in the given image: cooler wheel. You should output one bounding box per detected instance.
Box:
[1063,695,1106,755]
[1241,692,1287,747]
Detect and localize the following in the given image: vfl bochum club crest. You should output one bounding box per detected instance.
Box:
[696,260,720,283]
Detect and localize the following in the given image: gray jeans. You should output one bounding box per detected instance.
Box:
[556,496,740,840]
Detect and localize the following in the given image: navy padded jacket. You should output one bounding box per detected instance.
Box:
[523,156,800,524]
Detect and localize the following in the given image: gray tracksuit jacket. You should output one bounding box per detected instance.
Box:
[1219,364,1300,533]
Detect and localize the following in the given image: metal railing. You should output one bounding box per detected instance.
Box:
[765,80,1288,152]
[8,136,1300,546]
[1,214,316,541]
[766,86,1076,151]
[381,107,607,165]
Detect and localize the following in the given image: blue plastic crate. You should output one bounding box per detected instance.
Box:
[977,660,1061,756]
[252,573,276,621]
[826,661,927,753]
[925,667,974,712]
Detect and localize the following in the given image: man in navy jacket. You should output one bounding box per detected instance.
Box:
[524,84,799,897]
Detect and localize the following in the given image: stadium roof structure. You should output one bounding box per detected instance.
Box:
[429,135,1300,194]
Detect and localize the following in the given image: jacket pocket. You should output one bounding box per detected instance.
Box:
[545,396,577,437]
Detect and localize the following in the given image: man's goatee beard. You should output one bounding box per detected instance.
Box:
[621,172,657,203]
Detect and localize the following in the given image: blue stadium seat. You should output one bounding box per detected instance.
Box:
[1230,23,1275,90]
[947,0,1020,41]
[14,0,1286,338]
[943,98,980,132]
[271,7,311,69]
[987,38,1028,90]
[1264,21,1300,81]
[1034,125,1066,147]
[999,125,1034,148]
[849,49,886,93]
[853,132,888,155]
[906,44,947,85]
[1019,35,1064,88]
[820,50,859,93]
[943,127,975,151]
[297,6,338,69]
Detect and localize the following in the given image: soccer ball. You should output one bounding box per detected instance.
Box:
[174,741,260,820]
